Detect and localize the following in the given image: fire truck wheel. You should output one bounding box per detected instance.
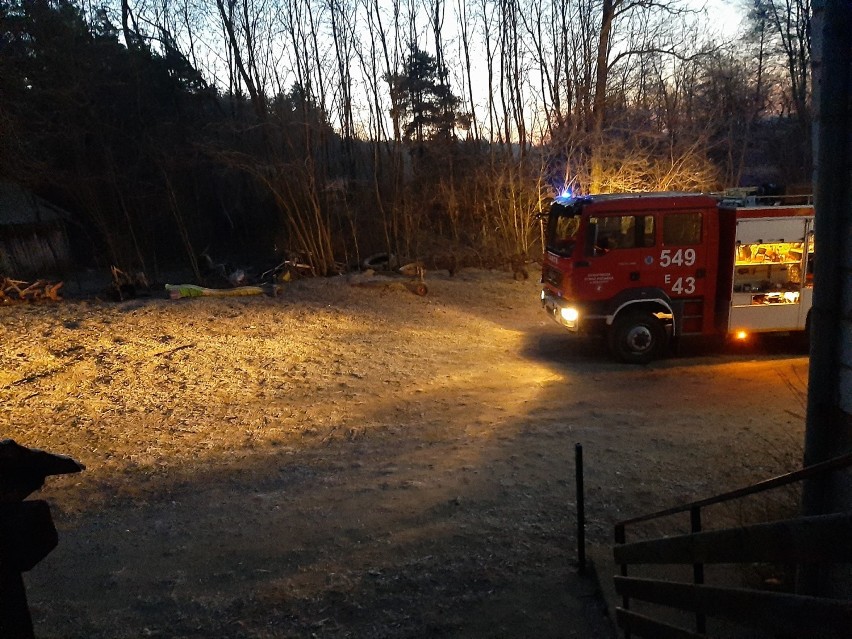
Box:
[609,312,666,364]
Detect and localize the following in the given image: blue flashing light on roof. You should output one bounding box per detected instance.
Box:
[554,186,576,204]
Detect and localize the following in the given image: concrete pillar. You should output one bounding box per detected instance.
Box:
[801,0,852,598]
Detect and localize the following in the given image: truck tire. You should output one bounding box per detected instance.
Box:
[609,312,666,364]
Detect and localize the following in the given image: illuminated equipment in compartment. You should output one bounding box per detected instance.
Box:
[729,214,813,334]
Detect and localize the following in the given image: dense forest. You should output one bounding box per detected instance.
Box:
[0,0,811,279]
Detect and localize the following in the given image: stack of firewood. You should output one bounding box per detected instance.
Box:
[0,277,63,303]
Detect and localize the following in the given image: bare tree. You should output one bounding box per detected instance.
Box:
[455,0,480,139]
[751,0,810,130]
[214,0,268,119]
[589,0,692,192]
[746,0,812,182]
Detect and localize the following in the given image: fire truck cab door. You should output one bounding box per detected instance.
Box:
[584,214,657,300]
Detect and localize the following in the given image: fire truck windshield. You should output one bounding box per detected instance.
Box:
[546,203,582,258]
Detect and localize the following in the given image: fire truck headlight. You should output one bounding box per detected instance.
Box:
[561,307,579,324]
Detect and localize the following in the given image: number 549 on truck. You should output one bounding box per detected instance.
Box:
[539,192,814,363]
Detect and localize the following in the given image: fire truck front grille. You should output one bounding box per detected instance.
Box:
[543,266,563,288]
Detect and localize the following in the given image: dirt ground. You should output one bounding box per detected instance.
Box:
[0,269,809,638]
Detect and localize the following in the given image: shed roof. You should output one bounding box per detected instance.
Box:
[0,182,71,226]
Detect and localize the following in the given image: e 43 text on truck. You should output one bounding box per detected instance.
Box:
[540,192,814,363]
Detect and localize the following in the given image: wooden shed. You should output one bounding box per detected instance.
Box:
[0,182,73,278]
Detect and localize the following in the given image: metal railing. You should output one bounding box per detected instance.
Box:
[715,191,814,207]
[613,451,852,638]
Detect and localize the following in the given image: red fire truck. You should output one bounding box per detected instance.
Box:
[540,192,814,363]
